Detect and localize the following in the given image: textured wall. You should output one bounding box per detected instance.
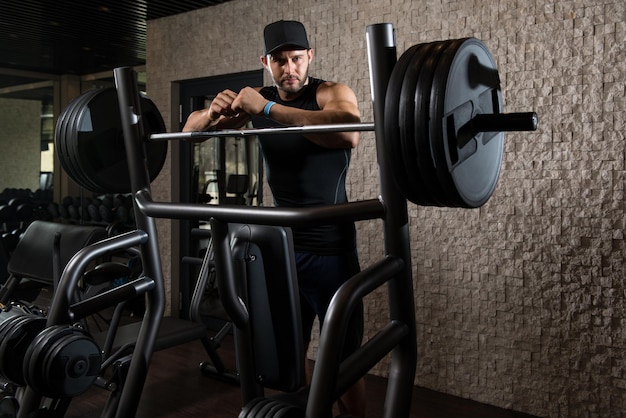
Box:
[0,98,42,190]
[147,1,626,417]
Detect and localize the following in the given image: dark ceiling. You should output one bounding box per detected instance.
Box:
[0,0,233,98]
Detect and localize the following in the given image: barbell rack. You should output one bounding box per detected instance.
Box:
[5,21,540,418]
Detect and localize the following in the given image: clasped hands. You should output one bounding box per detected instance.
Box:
[208,87,268,122]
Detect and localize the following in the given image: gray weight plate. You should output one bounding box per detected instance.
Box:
[431,38,504,208]
[430,39,468,207]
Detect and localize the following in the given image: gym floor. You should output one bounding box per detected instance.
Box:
[17,281,541,418]
[65,334,540,418]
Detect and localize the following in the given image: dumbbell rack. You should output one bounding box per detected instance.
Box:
[16,23,417,418]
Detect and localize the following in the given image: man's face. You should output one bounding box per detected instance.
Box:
[263,49,314,97]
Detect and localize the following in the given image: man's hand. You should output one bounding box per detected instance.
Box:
[208,89,240,120]
[183,88,253,133]
[231,87,270,117]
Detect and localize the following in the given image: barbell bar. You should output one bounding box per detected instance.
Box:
[148,111,536,142]
[54,37,538,208]
[456,112,538,148]
[149,123,376,141]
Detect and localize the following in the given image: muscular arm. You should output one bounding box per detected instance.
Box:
[182,89,251,133]
[265,82,361,149]
[182,109,251,132]
[183,82,361,149]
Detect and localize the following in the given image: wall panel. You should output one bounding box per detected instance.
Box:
[147,1,626,416]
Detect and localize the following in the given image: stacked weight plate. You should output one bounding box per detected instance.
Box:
[55,87,168,194]
[384,37,505,208]
[0,307,46,386]
[0,307,100,398]
[22,324,101,398]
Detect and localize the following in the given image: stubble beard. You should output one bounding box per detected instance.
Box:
[276,69,309,98]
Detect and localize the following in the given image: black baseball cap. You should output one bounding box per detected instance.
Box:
[263,20,310,55]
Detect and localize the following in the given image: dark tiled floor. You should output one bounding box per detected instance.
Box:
[63,335,539,418]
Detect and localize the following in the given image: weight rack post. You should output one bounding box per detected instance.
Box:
[366,22,417,418]
[111,67,167,418]
[306,23,417,418]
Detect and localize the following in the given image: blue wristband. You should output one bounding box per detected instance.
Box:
[263,101,276,119]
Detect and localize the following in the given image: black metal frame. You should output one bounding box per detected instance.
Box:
[16,22,417,418]
[134,22,416,418]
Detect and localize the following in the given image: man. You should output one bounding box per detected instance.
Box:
[183,20,365,417]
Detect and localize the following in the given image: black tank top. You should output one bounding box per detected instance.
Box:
[253,77,356,254]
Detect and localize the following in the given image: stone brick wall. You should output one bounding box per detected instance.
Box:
[147,1,626,416]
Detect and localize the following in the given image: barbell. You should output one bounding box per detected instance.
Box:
[54,37,537,208]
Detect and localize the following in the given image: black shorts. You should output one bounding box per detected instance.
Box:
[295,250,364,360]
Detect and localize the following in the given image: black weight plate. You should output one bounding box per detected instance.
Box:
[383,44,423,203]
[63,91,100,192]
[258,399,284,418]
[65,87,167,194]
[53,97,72,178]
[273,403,302,418]
[63,91,104,192]
[413,41,452,207]
[0,312,25,345]
[56,90,102,192]
[42,333,82,397]
[398,42,432,205]
[0,316,44,383]
[55,94,83,189]
[0,315,31,381]
[240,397,266,418]
[54,94,78,180]
[246,398,274,418]
[402,41,444,206]
[23,325,71,395]
[22,325,55,381]
[432,38,504,208]
[0,315,31,355]
[70,88,132,193]
[0,316,46,385]
[265,400,285,417]
[59,90,117,193]
[43,332,100,398]
[429,39,467,207]
[65,90,106,192]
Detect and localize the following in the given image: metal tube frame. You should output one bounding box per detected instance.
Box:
[307,23,417,417]
[366,22,417,418]
[134,22,416,418]
[17,22,417,418]
[15,230,155,418]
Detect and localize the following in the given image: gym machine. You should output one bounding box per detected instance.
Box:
[0,23,537,418]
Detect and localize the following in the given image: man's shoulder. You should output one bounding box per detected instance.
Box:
[315,80,356,100]
[315,79,351,91]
